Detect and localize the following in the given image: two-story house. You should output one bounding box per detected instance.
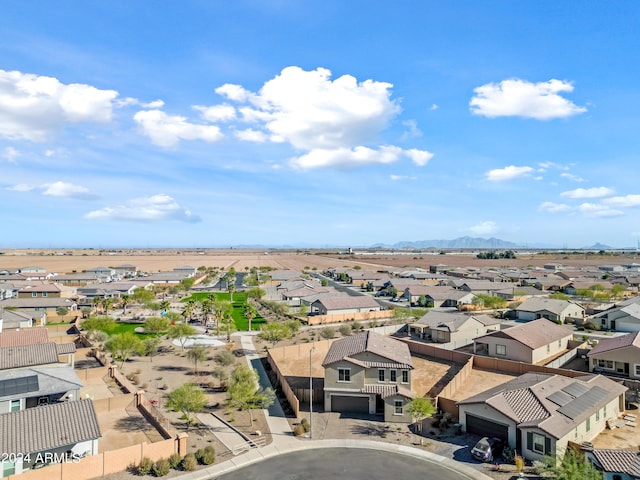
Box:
[322,331,415,422]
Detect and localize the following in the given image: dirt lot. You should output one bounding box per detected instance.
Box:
[448,369,519,401]
[1,249,637,274]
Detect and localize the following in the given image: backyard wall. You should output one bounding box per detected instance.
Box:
[306,309,391,325]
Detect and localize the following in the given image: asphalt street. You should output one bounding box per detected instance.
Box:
[212,447,476,480]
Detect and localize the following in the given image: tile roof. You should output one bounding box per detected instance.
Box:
[0,328,49,347]
[362,384,415,399]
[590,449,640,476]
[322,331,413,369]
[515,297,582,315]
[458,373,627,439]
[588,331,640,356]
[0,398,101,455]
[475,318,572,350]
[313,295,380,311]
[0,342,62,370]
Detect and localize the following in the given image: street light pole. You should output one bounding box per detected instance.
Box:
[310,345,316,439]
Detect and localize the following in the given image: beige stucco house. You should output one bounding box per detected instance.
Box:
[513,297,585,323]
[408,311,500,346]
[458,373,627,462]
[322,331,415,423]
[473,318,573,364]
[587,331,640,378]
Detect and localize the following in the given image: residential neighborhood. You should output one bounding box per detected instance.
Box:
[0,250,640,479]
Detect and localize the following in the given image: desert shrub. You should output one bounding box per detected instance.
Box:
[168,453,182,469]
[152,458,170,477]
[293,424,306,436]
[214,350,235,367]
[339,324,352,336]
[502,445,515,463]
[301,417,310,433]
[181,453,198,471]
[352,321,363,331]
[195,446,215,465]
[137,456,154,475]
[319,327,335,340]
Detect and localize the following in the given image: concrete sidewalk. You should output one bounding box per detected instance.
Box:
[196,413,248,453]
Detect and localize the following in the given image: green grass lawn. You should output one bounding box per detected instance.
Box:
[181,291,265,331]
[94,322,153,337]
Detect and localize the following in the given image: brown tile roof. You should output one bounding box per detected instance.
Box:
[0,328,49,347]
[588,331,640,356]
[0,342,62,370]
[322,331,413,369]
[459,373,627,439]
[0,398,101,455]
[362,384,415,399]
[475,318,572,350]
[314,296,380,311]
[590,449,640,476]
[56,342,77,355]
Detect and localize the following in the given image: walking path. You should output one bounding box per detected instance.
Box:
[195,413,247,452]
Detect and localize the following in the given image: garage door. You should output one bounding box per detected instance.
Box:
[331,395,369,413]
[465,414,508,440]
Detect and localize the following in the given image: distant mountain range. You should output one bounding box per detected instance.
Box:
[370,237,619,250]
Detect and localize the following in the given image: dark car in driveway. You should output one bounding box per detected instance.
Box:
[471,437,505,462]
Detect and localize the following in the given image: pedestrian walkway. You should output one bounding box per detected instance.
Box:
[195,413,247,452]
[237,333,297,446]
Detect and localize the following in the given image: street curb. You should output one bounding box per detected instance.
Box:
[173,439,495,480]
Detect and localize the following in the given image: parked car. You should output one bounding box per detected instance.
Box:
[471,437,504,462]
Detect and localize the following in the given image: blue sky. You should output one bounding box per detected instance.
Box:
[2,1,640,249]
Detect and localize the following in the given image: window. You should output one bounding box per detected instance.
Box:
[558,339,561,347]
[2,461,15,477]
[10,400,19,412]
[401,370,409,384]
[604,404,607,418]
[338,368,351,382]
[390,370,397,383]
[547,344,550,353]
[32,292,37,297]
[532,433,545,454]
[378,369,385,382]
[586,416,591,432]
[42,292,47,297]
[496,344,506,356]
[596,409,600,421]
[601,319,606,326]
[598,359,614,369]
[394,400,403,415]
[634,364,640,377]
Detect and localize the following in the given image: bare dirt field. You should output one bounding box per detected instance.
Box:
[448,369,518,401]
[1,248,637,274]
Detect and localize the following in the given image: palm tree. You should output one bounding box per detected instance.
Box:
[227,282,236,303]
[159,300,171,314]
[120,294,130,314]
[200,297,213,327]
[243,304,257,332]
[213,300,232,336]
[101,297,114,315]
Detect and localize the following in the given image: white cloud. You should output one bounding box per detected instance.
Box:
[560,187,614,199]
[193,104,236,122]
[404,148,433,167]
[234,128,268,142]
[215,83,254,102]
[85,194,200,223]
[2,146,19,162]
[578,203,624,218]
[44,149,56,157]
[429,104,439,111]
[390,175,416,181]
[290,145,402,170]
[41,181,96,199]
[603,195,640,208]
[485,165,534,181]
[0,69,118,141]
[6,183,35,192]
[133,110,223,147]
[539,201,571,213]
[401,120,422,140]
[560,172,584,182]
[468,221,498,235]
[470,78,587,120]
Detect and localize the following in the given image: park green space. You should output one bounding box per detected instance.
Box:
[182,291,266,331]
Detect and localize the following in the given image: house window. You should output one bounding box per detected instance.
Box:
[558,340,561,347]
[532,433,545,454]
[42,292,47,297]
[601,319,606,326]
[32,292,37,297]
[634,364,640,377]
[598,359,614,370]
[10,400,20,412]
[2,461,15,477]
[378,369,385,382]
[394,400,403,415]
[496,344,506,356]
[401,370,409,384]
[390,370,397,383]
[604,404,607,418]
[338,368,351,382]
[586,416,591,432]
[547,344,550,353]
[596,409,600,421]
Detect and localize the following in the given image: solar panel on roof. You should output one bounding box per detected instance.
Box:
[557,387,610,420]
[562,382,590,398]
[0,375,39,397]
[547,391,573,406]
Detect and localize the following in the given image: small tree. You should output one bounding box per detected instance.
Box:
[55,306,69,322]
[187,345,208,376]
[167,323,197,350]
[246,287,266,300]
[406,397,435,433]
[243,304,258,332]
[144,316,170,335]
[142,337,162,362]
[81,315,115,333]
[541,448,603,480]
[214,349,235,367]
[105,332,144,368]
[258,322,291,347]
[120,294,130,314]
[227,364,275,428]
[165,383,207,431]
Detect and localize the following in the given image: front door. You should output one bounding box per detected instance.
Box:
[611,320,617,330]
[376,395,384,414]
